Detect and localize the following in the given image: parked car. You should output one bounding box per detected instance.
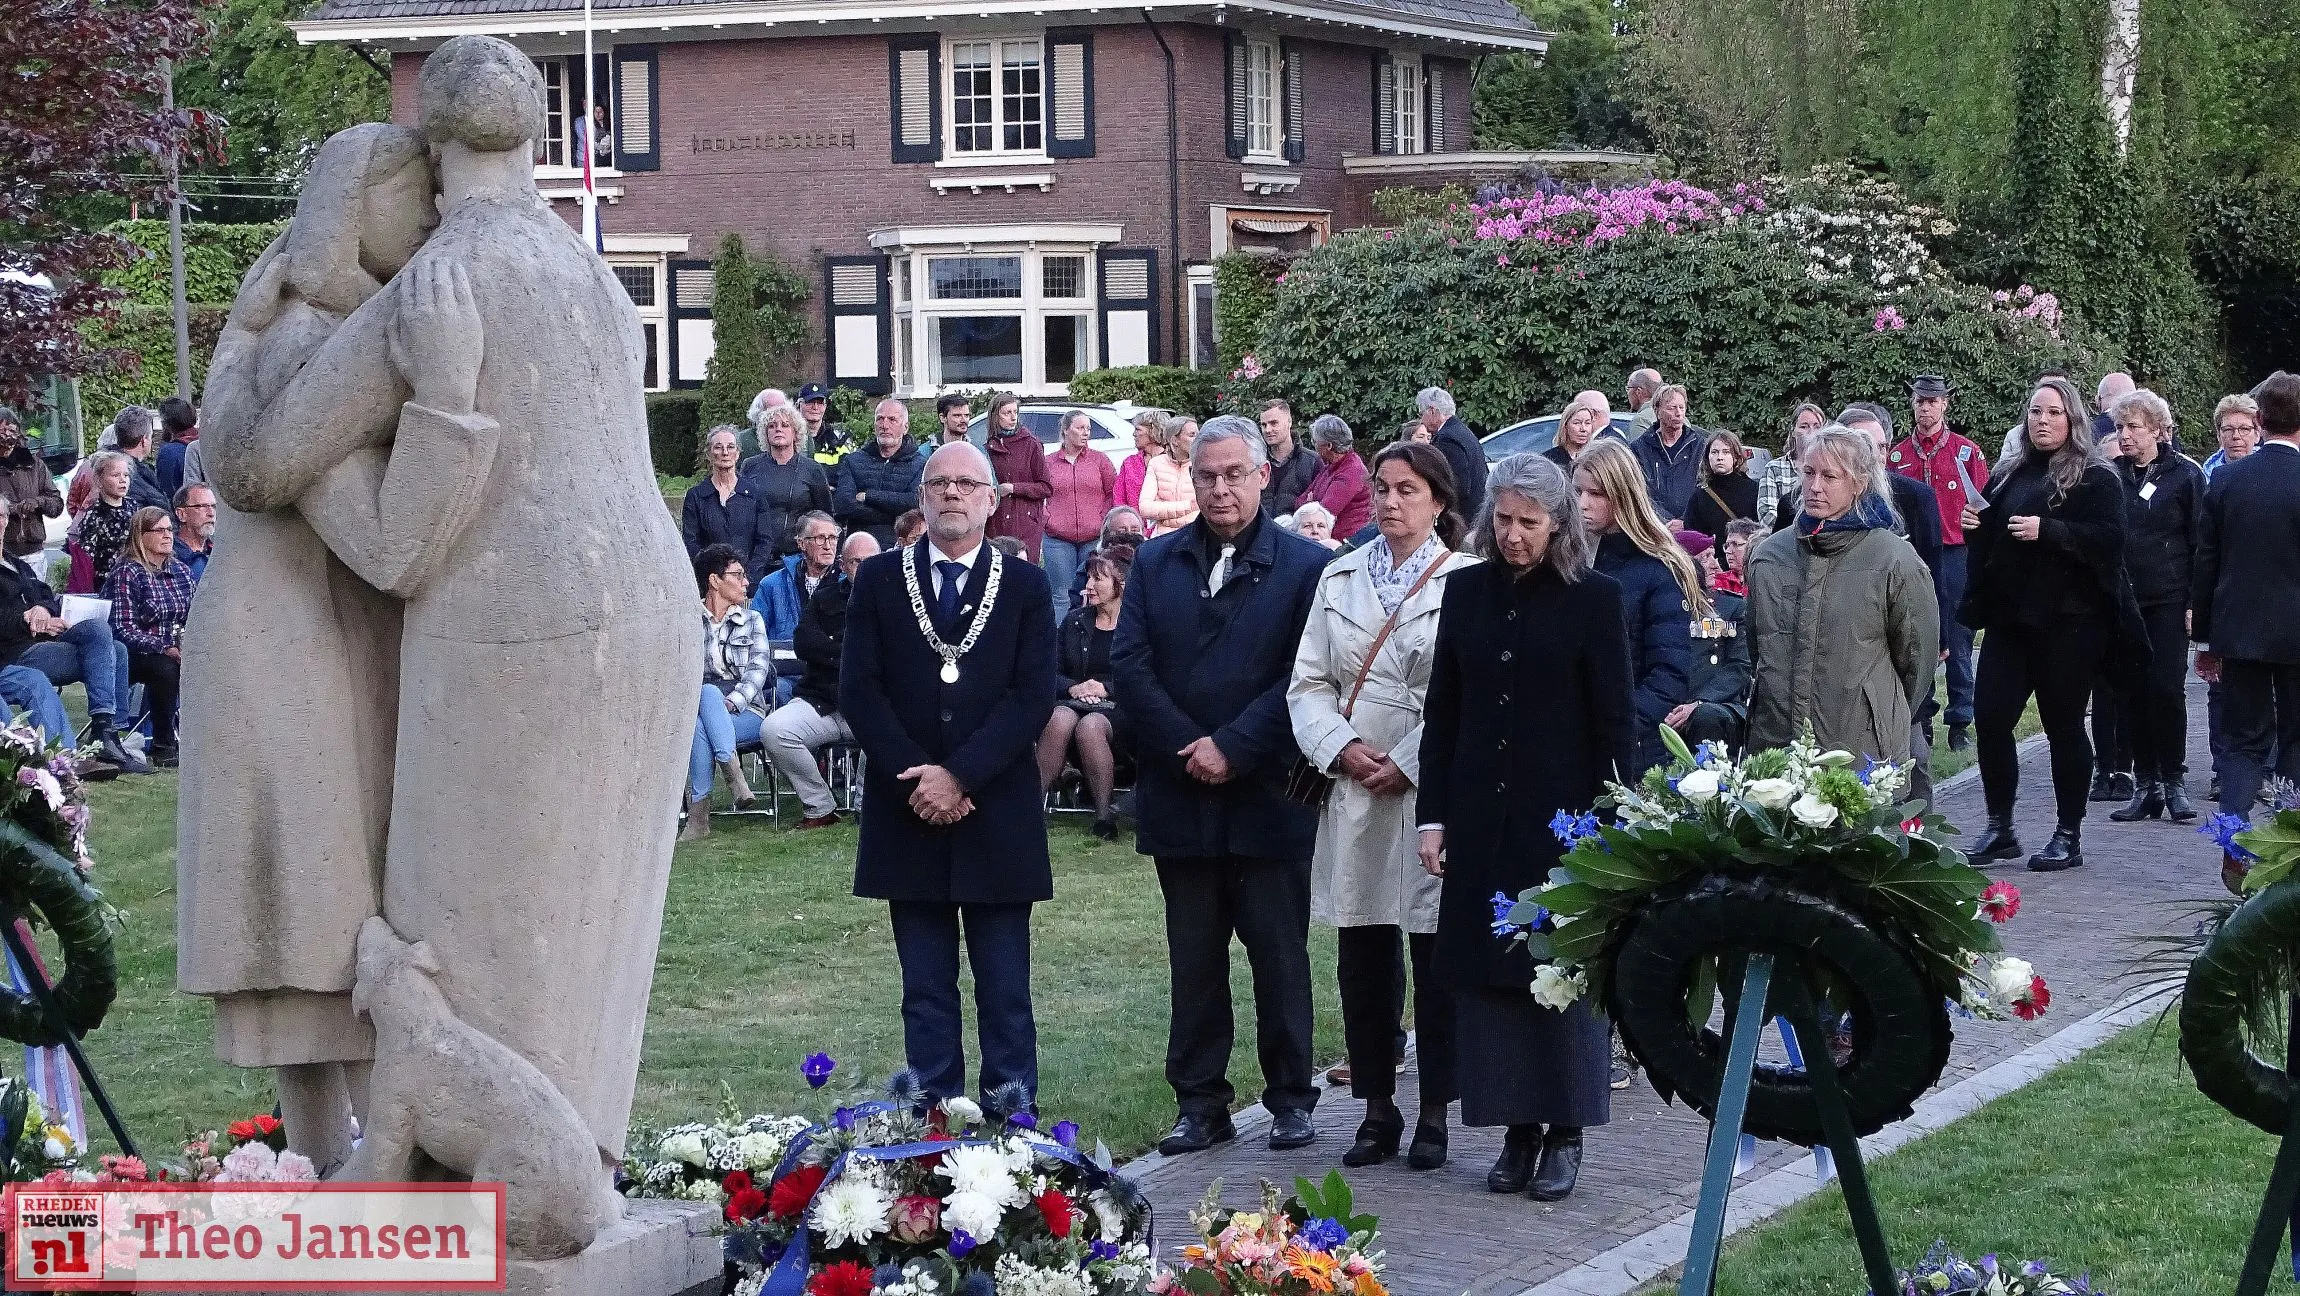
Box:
[965,403,1139,472]
[1479,412,1637,462]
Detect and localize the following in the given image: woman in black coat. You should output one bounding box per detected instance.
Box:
[1682,429,1760,541]
[1959,376,2145,872]
[1037,543,1134,838]
[681,425,772,584]
[1418,452,1636,1206]
[742,404,834,560]
[2104,389,2205,823]
[1571,439,1701,777]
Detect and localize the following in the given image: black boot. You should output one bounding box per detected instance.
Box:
[88,718,150,775]
[2166,778,2199,823]
[2028,825,2084,871]
[1487,1124,1540,1193]
[2088,769,2116,802]
[1971,817,2023,862]
[1404,1119,1448,1170]
[2108,771,2136,801]
[1947,725,1970,753]
[2109,779,2165,822]
[1528,1127,1584,1201]
[1341,1098,1403,1167]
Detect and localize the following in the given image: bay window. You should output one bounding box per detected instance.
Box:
[891,247,1098,393]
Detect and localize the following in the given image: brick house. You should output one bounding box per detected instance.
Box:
[292,0,1547,397]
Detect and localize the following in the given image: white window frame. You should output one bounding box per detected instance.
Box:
[945,36,1047,160]
[1245,39,1280,160]
[607,255,669,393]
[889,246,1099,396]
[1393,53,1424,156]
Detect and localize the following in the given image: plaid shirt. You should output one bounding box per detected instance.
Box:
[1755,455,1801,527]
[104,558,197,655]
[702,602,774,714]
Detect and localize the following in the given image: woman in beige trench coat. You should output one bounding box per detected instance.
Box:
[1288,440,1479,1174]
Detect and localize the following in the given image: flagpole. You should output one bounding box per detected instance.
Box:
[581,0,601,252]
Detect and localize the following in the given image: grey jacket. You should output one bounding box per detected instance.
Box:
[1746,523,1938,764]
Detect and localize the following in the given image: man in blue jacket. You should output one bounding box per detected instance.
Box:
[840,440,1056,1104]
[1114,415,1327,1156]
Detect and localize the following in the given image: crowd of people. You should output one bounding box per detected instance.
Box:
[689,362,2300,1216]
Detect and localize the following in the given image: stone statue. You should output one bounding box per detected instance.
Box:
[184,35,699,1257]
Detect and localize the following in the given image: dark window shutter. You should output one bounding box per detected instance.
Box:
[1426,59,1444,152]
[1224,32,1249,161]
[667,258,712,389]
[611,45,659,171]
[1099,249,1159,368]
[889,35,942,164]
[1372,51,1396,155]
[824,254,893,397]
[1281,40,1305,163]
[1047,27,1095,159]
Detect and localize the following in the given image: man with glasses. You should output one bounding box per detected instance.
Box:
[841,440,1056,1105]
[174,483,218,583]
[754,511,842,641]
[1114,415,1328,1156]
[760,529,879,830]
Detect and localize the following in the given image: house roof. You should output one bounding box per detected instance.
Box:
[293,0,1545,52]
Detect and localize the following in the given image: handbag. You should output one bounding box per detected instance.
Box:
[1283,552,1454,809]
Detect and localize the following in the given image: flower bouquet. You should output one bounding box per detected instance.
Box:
[625,1062,1154,1296]
[0,718,119,1048]
[2201,779,2300,896]
[1498,726,2046,1142]
[1880,1242,2103,1295]
[1155,1172,1388,1296]
[2180,780,2300,1136]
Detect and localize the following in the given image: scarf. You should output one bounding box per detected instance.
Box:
[1365,530,1445,615]
[1797,492,1896,539]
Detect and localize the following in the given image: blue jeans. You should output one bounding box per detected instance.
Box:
[1041,537,1093,626]
[0,666,71,744]
[1936,545,1974,728]
[690,682,764,800]
[18,620,131,721]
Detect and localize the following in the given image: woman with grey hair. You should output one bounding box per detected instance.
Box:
[2105,387,2204,822]
[1301,414,1372,537]
[1287,500,1341,548]
[1415,452,1632,1203]
[1958,375,2140,871]
[1745,425,1938,769]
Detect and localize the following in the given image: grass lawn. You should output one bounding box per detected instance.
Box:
[1663,1024,2277,1293]
[64,774,1341,1161]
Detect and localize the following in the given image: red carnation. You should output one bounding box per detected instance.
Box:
[809,1261,876,1296]
[1978,881,2021,924]
[1035,1188,1075,1239]
[725,1186,768,1223]
[2011,975,2051,1021]
[769,1165,828,1220]
[722,1170,754,1196]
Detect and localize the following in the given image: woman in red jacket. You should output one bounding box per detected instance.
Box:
[1299,414,1373,539]
[983,392,1052,561]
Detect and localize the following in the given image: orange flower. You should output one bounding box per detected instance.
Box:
[1282,1244,1340,1293]
[1350,1273,1387,1296]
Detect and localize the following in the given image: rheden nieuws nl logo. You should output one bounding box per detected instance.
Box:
[4,1181,506,1290]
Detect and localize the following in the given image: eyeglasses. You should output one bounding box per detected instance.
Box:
[923,477,992,497]
[800,532,839,544]
[1190,467,1260,489]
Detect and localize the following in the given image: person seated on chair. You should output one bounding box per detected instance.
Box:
[1066,506,1144,610]
[1663,529,1751,752]
[894,509,927,550]
[761,529,879,830]
[1037,543,1135,840]
[682,544,770,841]
[0,499,147,772]
[102,507,195,768]
[0,662,74,753]
[751,510,841,705]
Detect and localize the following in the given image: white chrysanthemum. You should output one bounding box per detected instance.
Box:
[273,1151,318,1182]
[941,1188,1008,1241]
[811,1174,892,1248]
[218,1142,275,1181]
[938,1143,1023,1203]
[1087,1189,1126,1243]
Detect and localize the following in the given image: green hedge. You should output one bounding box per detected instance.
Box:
[1064,366,1220,415]
[1212,252,1289,374]
[647,391,703,479]
[79,305,230,430]
[100,221,284,308]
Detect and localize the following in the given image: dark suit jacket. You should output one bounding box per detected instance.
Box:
[2194,442,2300,665]
[1113,515,1325,861]
[840,541,1056,903]
[1432,416,1489,521]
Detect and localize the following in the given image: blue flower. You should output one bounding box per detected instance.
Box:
[876,1264,906,1287]
[1576,811,1602,839]
[2203,812,2259,862]
[802,1052,836,1089]
[1007,1111,1038,1130]
[1489,891,1521,937]
[1548,808,1581,846]
[949,1229,980,1259]
[1855,756,1878,785]
[1052,1119,1079,1148]
[832,1106,856,1131]
[1297,1218,1348,1253]
[1693,740,1726,767]
[961,1271,994,1296]
[1087,1240,1120,1263]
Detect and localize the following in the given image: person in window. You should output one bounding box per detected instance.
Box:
[1138,414,1199,536]
[835,398,926,548]
[681,544,767,841]
[1038,543,1134,839]
[983,392,1052,562]
[1543,392,1614,469]
[682,425,769,580]
[743,404,834,564]
[1683,429,1758,540]
[1572,439,1699,777]
[71,451,140,584]
[1299,415,1372,539]
[104,507,196,767]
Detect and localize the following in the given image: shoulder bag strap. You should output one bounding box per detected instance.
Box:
[1342,552,1452,717]
[1701,482,1733,521]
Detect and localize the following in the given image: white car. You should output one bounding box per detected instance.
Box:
[963,403,1143,473]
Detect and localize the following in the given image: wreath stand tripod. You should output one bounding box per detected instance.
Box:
[0,915,136,1159]
[1676,952,1897,1296]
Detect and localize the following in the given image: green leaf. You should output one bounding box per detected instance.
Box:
[1179,1268,1223,1296]
[1658,723,1697,770]
[1561,836,1670,890]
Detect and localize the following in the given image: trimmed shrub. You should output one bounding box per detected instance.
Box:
[646,391,703,479]
[78,304,230,429]
[99,220,284,307]
[1064,365,1220,415]
[1212,252,1289,374]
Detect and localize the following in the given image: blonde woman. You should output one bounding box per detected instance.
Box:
[1138,414,1199,534]
[1544,391,1613,468]
[1573,438,1702,775]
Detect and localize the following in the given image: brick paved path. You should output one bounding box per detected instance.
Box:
[1125,686,2217,1295]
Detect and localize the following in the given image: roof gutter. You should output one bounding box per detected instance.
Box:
[1140,9,1182,368]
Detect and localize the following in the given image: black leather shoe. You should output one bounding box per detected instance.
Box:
[1971,818,2023,862]
[2166,779,2199,822]
[2028,826,2084,871]
[1487,1124,1540,1193]
[2108,771,2136,801]
[1267,1108,1316,1150]
[1340,1098,1401,1167]
[90,722,151,775]
[2088,769,2116,802]
[2109,779,2165,822]
[1091,814,1118,841]
[1157,1113,1236,1156]
[1528,1127,1583,1201]
[1947,725,1970,753]
[1404,1120,1448,1170]
[148,743,179,769]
